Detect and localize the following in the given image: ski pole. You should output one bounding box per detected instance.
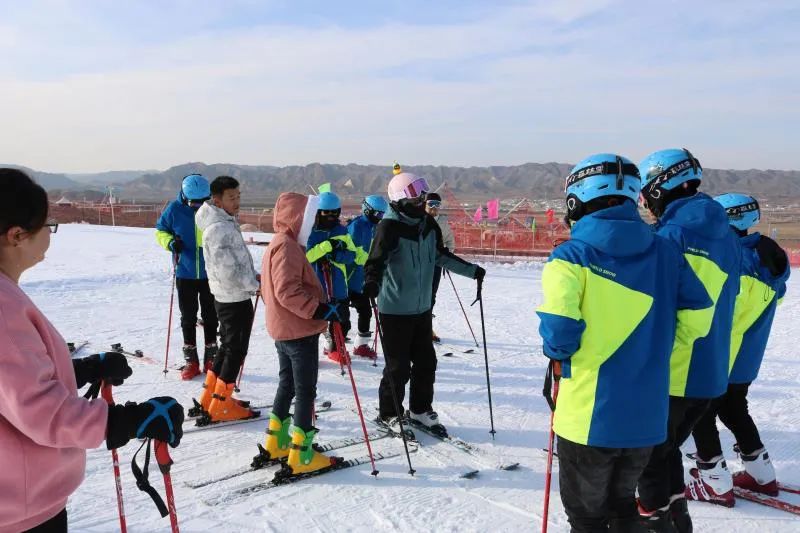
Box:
[321,266,346,377]
[371,298,416,476]
[470,277,496,438]
[447,270,479,348]
[101,384,128,533]
[154,440,180,533]
[542,360,561,533]
[235,292,260,392]
[321,262,379,475]
[162,253,178,376]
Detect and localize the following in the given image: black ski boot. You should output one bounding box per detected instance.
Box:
[668,496,692,533]
[203,343,218,373]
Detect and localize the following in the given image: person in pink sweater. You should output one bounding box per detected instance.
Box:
[0,168,184,533]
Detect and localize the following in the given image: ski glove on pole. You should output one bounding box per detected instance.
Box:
[474,266,486,282]
[106,397,185,450]
[168,237,183,254]
[362,280,380,299]
[73,352,133,388]
[313,302,348,322]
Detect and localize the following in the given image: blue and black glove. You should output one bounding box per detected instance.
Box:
[106,397,184,449]
[168,237,183,255]
[313,302,347,323]
[73,352,133,388]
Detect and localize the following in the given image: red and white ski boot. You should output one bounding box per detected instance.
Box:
[734,447,779,496]
[685,455,735,507]
[353,332,377,359]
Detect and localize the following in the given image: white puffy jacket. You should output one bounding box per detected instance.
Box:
[195,203,259,303]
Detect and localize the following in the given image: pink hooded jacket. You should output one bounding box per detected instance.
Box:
[0,272,108,532]
[262,193,328,341]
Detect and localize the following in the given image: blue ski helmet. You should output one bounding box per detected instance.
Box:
[363,195,388,214]
[565,153,641,204]
[639,148,702,202]
[715,193,760,232]
[181,174,210,201]
[318,191,341,211]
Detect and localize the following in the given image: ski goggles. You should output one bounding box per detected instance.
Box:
[426,200,442,209]
[364,206,385,219]
[188,197,210,207]
[402,177,431,199]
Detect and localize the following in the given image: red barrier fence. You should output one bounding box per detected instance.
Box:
[47,201,800,266]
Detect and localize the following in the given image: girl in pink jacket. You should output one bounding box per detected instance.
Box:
[0,168,184,532]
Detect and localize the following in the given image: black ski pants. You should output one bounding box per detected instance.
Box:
[24,508,67,532]
[557,437,652,533]
[272,334,320,432]
[349,291,372,334]
[637,396,711,511]
[212,299,254,383]
[378,310,437,418]
[176,278,218,346]
[692,382,763,460]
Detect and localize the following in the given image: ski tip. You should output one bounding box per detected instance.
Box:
[442,352,454,357]
[465,349,475,353]
[461,470,480,479]
[502,462,521,471]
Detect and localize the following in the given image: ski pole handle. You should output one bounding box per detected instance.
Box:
[154,440,180,533]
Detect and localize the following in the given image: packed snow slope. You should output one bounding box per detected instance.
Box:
[19,224,800,532]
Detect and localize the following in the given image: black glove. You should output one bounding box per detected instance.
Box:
[169,237,183,254]
[106,397,184,450]
[756,236,788,277]
[330,239,349,252]
[474,266,486,282]
[73,352,133,388]
[362,280,380,299]
[313,302,347,322]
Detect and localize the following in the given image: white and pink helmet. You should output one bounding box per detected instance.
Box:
[387,172,431,202]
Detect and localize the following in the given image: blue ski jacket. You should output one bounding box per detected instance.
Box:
[654,193,742,399]
[306,224,357,301]
[155,193,207,280]
[728,233,790,384]
[537,201,711,447]
[346,214,377,293]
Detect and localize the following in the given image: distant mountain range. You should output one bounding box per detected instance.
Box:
[6,162,800,202]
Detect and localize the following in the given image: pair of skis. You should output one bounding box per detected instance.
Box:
[733,483,800,515]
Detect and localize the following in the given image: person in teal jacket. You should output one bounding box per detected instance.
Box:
[347,195,388,359]
[636,149,742,532]
[537,154,711,533]
[305,192,358,363]
[688,193,791,505]
[155,174,218,379]
[363,172,483,435]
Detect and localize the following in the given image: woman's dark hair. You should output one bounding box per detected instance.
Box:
[0,168,49,234]
[426,192,442,201]
[210,176,240,196]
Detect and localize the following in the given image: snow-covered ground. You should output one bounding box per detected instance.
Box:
[19,224,800,532]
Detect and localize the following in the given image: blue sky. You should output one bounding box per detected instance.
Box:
[0,0,798,172]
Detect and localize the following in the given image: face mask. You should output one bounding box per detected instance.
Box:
[397,198,426,218]
[317,214,340,230]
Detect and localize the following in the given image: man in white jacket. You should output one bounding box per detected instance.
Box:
[425,193,455,343]
[192,176,260,423]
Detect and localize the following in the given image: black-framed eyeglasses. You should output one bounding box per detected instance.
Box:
[426,200,442,209]
[45,223,59,234]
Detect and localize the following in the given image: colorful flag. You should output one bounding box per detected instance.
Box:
[318,183,331,193]
[486,199,500,220]
[473,207,483,223]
